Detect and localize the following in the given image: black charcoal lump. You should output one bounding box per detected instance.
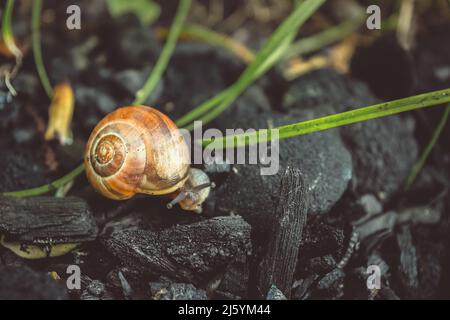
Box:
[340,115,418,201]
[104,216,252,283]
[0,197,98,243]
[215,111,352,232]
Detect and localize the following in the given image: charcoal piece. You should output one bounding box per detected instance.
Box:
[306,255,337,275]
[396,206,441,225]
[104,216,252,283]
[0,148,47,193]
[266,285,287,300]
[351,35,416,99]
[257,167,308,299]
[0,265,68,300]
[357,194,383,217]
[0,197,98,243]
[292,275,318,300]
[298,218,345,261]
[282,69,377,113]
[315,268,345,299]
[396,225,419,297]
[216,257,250,299]
[106,267,146,299]
[341,114,418,201]
[215,110,352,232]
[80,279,114,300]
[149,282,208,300]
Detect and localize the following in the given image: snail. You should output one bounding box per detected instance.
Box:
[84,105,213,213]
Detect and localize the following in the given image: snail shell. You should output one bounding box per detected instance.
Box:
[85,106,190,200]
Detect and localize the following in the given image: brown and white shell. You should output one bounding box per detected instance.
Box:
[84,106,190,200]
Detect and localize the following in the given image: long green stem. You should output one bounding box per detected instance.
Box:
[31,0,53,98]
[2,163,85,197]
[176,0,325,128]
[283,13,365,60]
[405,104,450,190]
[181,24,255,63]
[133,0,191,105]
[202,89,450,148]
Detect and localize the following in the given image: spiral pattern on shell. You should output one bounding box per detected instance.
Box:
[85,106,190,200]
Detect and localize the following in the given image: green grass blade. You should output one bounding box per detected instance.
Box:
[283,13,365,59]
[405,104,450,190]
[176,0,325,128]
[133,0,191,105]
[182,24,255,63]
[31,0,53,98]
[202,88,450,148]
[2,163,85,197]
[2,0,21,58]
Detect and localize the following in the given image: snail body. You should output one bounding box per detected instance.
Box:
[85,106,212,212]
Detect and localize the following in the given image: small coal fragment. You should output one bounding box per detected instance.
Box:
[80,279,114,300]
[160,43,243,119]
[298,218,345,261]
[341,114,418,201]
[149,281,207,300]
[266,285,287,300]
[351,35,416,99]
[396,225,419,297]
[357,194,383,217]
[0,148,47,192]
[306,255,337,275]
[104,216,252,283]
[257,167,308,299]
[315,268,345,299]
[282,69,377,113]
[396,206,441,225]
[0,265,68,300]
[0,196,98,244]
[293,255,337,300]
[215,257,250,299]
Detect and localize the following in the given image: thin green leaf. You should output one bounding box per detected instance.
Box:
[32,0,53,98]
[133,0,191,105]
[1,0,21,58]
[283,13,365,59]
[182,24,254,63]
[405,104,450,190]
[176,0,325,128]
[202,89,450,148]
